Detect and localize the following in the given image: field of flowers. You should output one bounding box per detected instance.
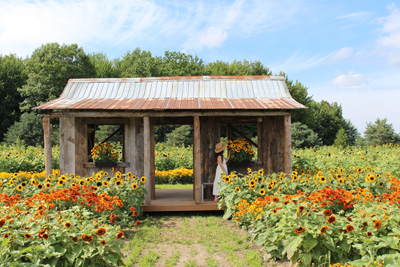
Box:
[219,144,400,267]
[0,169,146,266]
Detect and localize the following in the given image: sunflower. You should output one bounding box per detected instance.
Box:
[45,183,51,188]
[258,169,264,175]
[320,225,328,235]
[259,189,266,196]
[379,182,384,188]
[373,219,382,230]
[298,206,305,212]
[127,172,132,179]
[110,214,117,224]
[30,179,37,185]
[345,225,354,233]
[250,184,256,190]
[116,180,123,186]
[115,172,122,179]
[41,233,49,240]
[235,187,241,193]
[140,176,146,183]
[64,222,72,229]
[294,226,306,234]
[131,183,138,190]
[323,209,333,217]
[58,179,64,186]
[81,234,92,242]
[327,215,336,224]
[95,227,106,237]
[17,185,23,191]
[249,180,256,186]
[320,176,327,183]
[102,181,109,187]
[116,232,124,239]
[100,240,106,245]
[368,175,376,182]
[338,178,345,185]
[79,180,85,185]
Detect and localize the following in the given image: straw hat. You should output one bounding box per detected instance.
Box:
[214,142,226,153]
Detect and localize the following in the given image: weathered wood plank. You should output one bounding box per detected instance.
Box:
[75,118,88,177]
[43,116,52,178]
[48,110,291,118]
[150,118,156,200]
[193,116,201,204]
[143,117,151,205]
[60,117,76,175]
[284,114,292,174]
[124,118,137,175]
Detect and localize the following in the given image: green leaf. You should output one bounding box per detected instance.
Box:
[303,237,318,252]
[284,235,303,259]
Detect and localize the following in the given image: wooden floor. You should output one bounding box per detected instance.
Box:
[142,189,223,212]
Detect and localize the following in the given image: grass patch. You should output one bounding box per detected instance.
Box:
[124,215,265,266]
[156,184,193,189]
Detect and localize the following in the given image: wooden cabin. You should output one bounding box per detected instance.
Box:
[35,75,305,211]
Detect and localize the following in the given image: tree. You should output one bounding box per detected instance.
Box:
[364,118,399,146]
[116,48,160,78]
[159,51,205,76]
[4,112,58,146]
[291,122,322,149]
[333,128,349,147]
[0,54,27,141]
[89,52,119,78]
[205,60,271,75]
[165,125,193,147]
[18,43,95,111]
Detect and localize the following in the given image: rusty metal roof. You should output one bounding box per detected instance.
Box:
[35,76,306,111]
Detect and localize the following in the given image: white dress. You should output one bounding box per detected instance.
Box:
[213,157,228,196]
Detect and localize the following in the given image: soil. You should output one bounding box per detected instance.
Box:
[122,216,292,267]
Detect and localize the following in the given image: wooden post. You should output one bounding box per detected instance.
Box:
[143,117,151,205]
[194,116,201,204]
[75,118,88,177]
[43,115,52,178]
[59,117,76,175]
[284,114,292,174]
[150,119,155,200]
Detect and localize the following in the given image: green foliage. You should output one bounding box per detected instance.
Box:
[205,59,271,75]
[155,143,193,171]
[165,125,193,147]
[333,128,349,147]
[0,143,59,172]
[4,112,59,147]
[364,118,399,146]
[116,48,160,77]
[18,42,95,111]
[291,122,322,149]
[0,54,27,141]
[89,52,119,78]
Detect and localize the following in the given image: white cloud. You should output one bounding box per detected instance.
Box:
[270,52,332,73]
[0,0,304,56]
[336,11,371,20]
[332,71,367,89]
[329,47,354,62]
[375,4,400,66]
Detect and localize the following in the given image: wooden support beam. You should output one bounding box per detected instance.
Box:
[75,118,88,177]
[48,110,291,118]
[143,117,151,205]
[193,116,201,204]
[43,116,52,178]
[150,119,156,200]
[284,114,292,174]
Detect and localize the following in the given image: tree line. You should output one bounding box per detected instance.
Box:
[0,42,398,148]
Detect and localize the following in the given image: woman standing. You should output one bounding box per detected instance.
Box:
[213,142,230,202]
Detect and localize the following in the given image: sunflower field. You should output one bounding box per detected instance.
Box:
[0,169,146,266]
[218,144,400,267]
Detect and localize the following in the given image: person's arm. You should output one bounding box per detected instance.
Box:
[225,150,231,164]
[217,155,228,174]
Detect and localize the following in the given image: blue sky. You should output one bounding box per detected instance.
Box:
[1,0,399,134]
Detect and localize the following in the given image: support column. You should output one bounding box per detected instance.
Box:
[59,117,76,175]
[43,115,52,178]
[194,116,201,204]
[284,114,292,174]
[143,117,151,205]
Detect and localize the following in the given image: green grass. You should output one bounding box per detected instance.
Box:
[123,215,265,266]
[155,184,193,189]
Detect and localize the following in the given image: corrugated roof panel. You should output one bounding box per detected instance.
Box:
[35,76,306,111]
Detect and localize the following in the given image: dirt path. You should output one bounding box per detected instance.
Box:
[122,214,291,267]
